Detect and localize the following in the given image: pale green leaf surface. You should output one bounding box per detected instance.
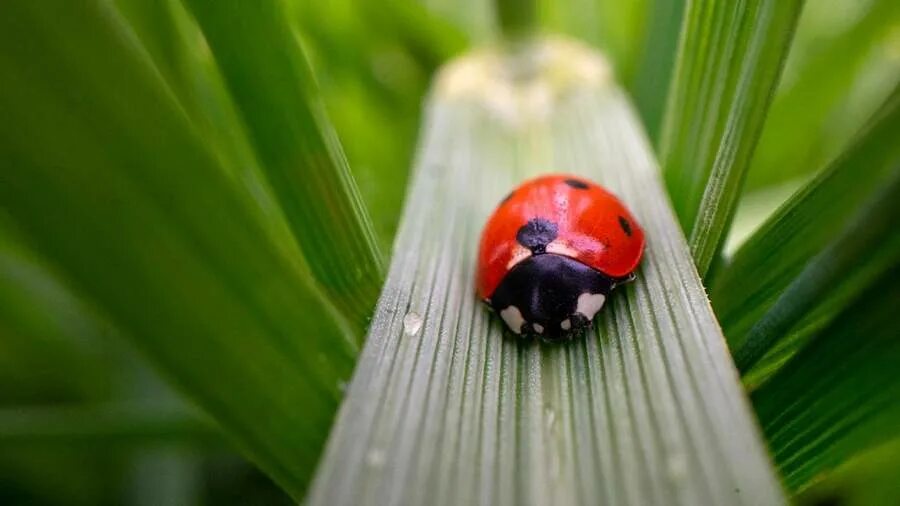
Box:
[183,0,384,331]
[309,39,783,506]
[0,1,355,499]
[711,85,900,371]
[660,0,804,276]
[753,264,900,492]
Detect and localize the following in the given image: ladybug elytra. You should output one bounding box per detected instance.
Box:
[476,174,645,340]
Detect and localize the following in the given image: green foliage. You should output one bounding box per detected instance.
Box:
[753,264,900,491]
[629,0,686,140]
[745,0,900,191]
[309,40,783,505]
[290,0,466,248]
[1,0,899,503]
[0,403,216,448]
[0,220,110,402]
[736,169,899,374]
[660,0,805,276]
[539,0,648,82]
[183,0,384,331]
[711,86,900,376]
[797,438,900,505]
[0,1,356,499]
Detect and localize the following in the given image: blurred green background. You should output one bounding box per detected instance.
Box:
[1,0,898,504]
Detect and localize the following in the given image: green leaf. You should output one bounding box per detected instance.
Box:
[659,0,805,276]
[711,85,900,374]
[0,219,111,401]
[797,438,900,505]
[734,166,900,373]
[538,0,648,82]
[288,0,465,248]
[308,38,784,505]
[183,0,384,331]
[745,0,900,191]
[752,264,900,492]
[115,0,268,185]
[0,1,355,499]
[629,0,687,140]
[0,403,217,448]
[497,0,537,38]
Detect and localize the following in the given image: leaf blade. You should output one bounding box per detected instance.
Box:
[659,0,805,276]
[712,84,900,373]
[752,264,900,491]
[308,39,784,505]
[183,0,384,331]
[0,1,355,498]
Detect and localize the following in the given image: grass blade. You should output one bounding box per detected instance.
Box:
[497,0,537,38]
[0,403,217,448]
[183,0,384,331]
[0,1,355,498]
[745,0,900,191]
[752,264,900,491]
[629,0,687,140]
[308,38,784,505]
[711,85,900,374]
[732,170,899,373]
[0,220,110,401]
[659,0,804,276]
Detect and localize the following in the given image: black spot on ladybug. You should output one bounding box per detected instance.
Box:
[516,218,558,254]
[500,191,514,205]
[564,178,589,189]
[618,215,632,237]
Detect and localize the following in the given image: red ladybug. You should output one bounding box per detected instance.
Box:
[477,174,645,340]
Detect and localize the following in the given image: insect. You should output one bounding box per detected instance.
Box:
[476,174,645,340]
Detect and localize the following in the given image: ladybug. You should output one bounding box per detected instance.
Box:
[476,174,645,340]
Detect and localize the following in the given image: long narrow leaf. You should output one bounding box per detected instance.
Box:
[711,85,900,373]
[733,171,900,373]
[659,0,804,276]
[0,403,216,448]
[0,220,109,401]
[752,264,900,491]
[0,1,355,498]
[308,39,784,505]
[630,0,686,140]
[183,0,384,331]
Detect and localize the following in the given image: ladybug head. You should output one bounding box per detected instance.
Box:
[486,253,615,340]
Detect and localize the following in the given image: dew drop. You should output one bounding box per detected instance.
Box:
[366,448,385,468]
[666,453,688,482]
[403,312,423,336]
[544,407,556,431]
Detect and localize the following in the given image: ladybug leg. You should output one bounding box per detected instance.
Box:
[611,272,637,289]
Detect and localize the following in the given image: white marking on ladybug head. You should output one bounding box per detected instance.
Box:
[506,245,532,270]
[533,323,544,334]
[500,305,526,334]
[560,319,571,330]
[576,292,606,321]
[545,240,579,258]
